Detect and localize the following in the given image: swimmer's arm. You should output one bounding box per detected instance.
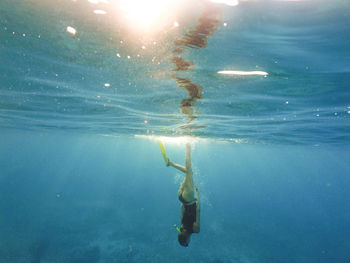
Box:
[193,187,200,233]
[169,160,186,173]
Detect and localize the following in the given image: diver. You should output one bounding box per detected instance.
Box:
[158,141,200,247]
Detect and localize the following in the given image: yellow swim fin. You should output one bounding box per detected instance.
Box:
[157,140,169,166]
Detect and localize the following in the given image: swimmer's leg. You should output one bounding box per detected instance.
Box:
[178,144,195,203]
[158,140,186,172]
[169,161,186,173]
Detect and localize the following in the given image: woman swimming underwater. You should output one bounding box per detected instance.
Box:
[158,142,200,247]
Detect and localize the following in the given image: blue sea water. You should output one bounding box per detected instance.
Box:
[1,0,350,262]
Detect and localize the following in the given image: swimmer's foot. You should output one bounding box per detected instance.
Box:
[158,140,169,166]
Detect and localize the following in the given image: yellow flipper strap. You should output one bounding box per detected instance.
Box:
[157,140,169,166]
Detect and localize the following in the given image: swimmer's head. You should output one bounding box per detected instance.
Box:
[178,226,191,247]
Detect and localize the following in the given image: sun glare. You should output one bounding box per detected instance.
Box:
[121,0,162,26]
[210,0,239,6]
[115,0,182,32]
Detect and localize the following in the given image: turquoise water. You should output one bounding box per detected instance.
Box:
[1,0,350,262]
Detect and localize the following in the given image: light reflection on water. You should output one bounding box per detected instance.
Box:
[0,0,349,144]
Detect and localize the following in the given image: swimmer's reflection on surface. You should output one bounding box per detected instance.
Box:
[172,76,202,124]
[171,1,221,129]
[174,6,222,50]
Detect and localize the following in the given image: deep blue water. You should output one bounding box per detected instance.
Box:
[1,0,350,262]
[1,132,350,263]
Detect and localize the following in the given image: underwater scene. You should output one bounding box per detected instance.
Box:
[1,0,350,262]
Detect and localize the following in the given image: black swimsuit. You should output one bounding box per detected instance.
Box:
[179,195,197,233]
[179,194,196,205]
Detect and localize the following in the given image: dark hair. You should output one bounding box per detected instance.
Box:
[178,230,191,247]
